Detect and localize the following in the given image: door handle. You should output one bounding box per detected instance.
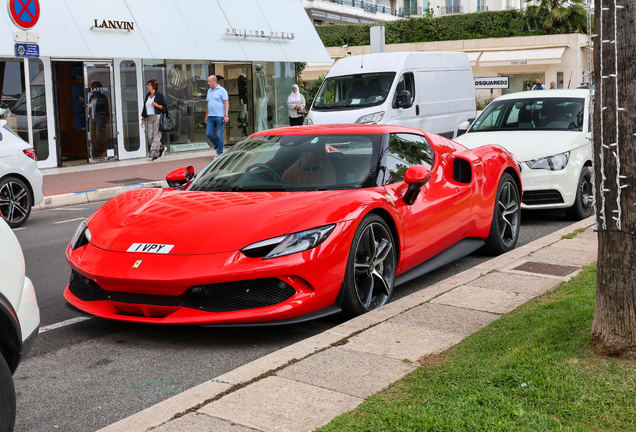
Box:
[415,105,420,116]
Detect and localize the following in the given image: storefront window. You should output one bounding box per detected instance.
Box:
[253,62,296,132]
[120,61,140,152]
[503,73,546,95]
[0,59,48,160]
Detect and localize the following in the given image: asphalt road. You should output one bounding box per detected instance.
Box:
[12,202,575,432]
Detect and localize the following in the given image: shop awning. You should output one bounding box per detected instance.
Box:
[465,51,481,66]
[478,47,567,67]
[0,0,331,63]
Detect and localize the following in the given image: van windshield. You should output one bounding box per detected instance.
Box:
[313,72,396,111]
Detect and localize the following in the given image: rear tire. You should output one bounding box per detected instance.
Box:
[0,354,16,432]
[565,167,594,221]
[0,176,32,228]
[341,214,396,318]
[484,173,521,255]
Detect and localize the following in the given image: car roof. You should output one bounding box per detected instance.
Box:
[250,124,426,137]
[494,89,590,101]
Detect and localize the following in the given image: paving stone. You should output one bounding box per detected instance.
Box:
[344,322,463,362]
[431,285,535,314]
[553,236,597,252]
[152,412,259,432]
[277,346,416,398]
[468,271,561,296]
[390,303,499,336]
[200,376,362,432]
[528,247,596,267]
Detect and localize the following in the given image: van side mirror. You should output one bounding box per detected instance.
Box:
[396,90,413,109]
[403,165,431,205]
[457,121,471,137]
[166,165,195,188]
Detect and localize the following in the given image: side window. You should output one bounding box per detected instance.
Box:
[383,133,434,184]
[393,72,415,108]
[505,102,523,126]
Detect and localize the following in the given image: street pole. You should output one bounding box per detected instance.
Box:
[23,57,33,147]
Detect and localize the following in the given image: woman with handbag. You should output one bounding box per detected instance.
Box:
[141,79,168,161]
[287,84,306,126]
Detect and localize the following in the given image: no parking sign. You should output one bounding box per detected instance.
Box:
[7,0,40,30]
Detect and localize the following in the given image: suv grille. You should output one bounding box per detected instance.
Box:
[68,271,296,313]
[522,190,564,205]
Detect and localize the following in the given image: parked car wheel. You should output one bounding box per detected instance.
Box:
[341,214,396,317]
[0,354,16,432]
[0,176,32,228]
[565,167,594,221]
[484,173,521,255]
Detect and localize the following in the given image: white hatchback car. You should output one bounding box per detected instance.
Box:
[455,89,592,220]
[0,216,39,430]
[0,119,44,228]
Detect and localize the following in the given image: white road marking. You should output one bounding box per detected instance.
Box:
[53,217,87,225]
[12,227,26,231]
[40,316,92,333]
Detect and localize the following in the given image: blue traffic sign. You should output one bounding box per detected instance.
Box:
[14,43,39,58]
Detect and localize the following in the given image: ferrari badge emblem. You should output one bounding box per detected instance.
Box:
[133,260,142,268]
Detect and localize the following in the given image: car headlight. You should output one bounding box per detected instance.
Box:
[525,152,570,171]
[355,112,384,124]
[241,225,336,259]
[304,116,313,125]
[70,219,91,250]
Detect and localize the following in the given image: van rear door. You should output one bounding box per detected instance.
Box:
[415,71,451,137]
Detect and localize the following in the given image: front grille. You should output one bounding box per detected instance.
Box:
[68,271,296,313]
[522,190,564,205]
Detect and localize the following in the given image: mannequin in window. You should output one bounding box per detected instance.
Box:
[254,64,267,132]
[237,72,249,136]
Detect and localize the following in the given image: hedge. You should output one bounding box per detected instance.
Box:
[315,10,585,48]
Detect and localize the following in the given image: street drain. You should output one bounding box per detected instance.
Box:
[513,261,579,277]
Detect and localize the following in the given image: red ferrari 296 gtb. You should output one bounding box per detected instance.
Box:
[64,124,521,325]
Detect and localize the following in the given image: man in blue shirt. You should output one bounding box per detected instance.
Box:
[531,78,546,90]
[206,75,229,154]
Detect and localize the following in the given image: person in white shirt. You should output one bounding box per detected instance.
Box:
[531,78,547,90]
[141,79,168,161]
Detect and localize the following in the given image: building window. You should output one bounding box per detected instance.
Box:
[0,59,48,160]
[557,72,564,89]
[119,61,140,152]
[445,0,461,14]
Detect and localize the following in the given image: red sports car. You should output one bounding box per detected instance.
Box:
[64,124,521,325]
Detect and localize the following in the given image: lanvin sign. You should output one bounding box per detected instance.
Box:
[92,19,135,31]
[224,28,295,41]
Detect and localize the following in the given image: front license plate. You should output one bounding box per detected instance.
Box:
[127,243,174,254]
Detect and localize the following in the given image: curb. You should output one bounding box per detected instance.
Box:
[34,181,168,212]
[98,217,596,432]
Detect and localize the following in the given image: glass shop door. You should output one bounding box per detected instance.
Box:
[83,62,118,161]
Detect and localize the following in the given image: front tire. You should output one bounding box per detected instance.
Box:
[0,176,32,228]
[341,214,397,318]
[565,167,593,221]
[0,355,16,432]
[484,173,521,255]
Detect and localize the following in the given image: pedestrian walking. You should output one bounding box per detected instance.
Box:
[141,79,168,161]
[287,84,306,126]
[205,75,229,155]
[531,79,547,90]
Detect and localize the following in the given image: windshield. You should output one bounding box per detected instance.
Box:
[469,97,585,132]
[312,72,396,111]
[189,134,380,192]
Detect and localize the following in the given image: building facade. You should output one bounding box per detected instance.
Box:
[0,0,330,169]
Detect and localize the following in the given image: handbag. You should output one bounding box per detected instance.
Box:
[296,107,307,116]
[159,109,176,132]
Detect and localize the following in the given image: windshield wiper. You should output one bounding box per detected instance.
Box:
[233,186,287,192]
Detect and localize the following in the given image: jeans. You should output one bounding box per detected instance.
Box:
[206,116,225,154]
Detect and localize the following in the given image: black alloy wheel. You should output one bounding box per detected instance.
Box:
[565,167,594,220]
[484,173,521,255]
[0,354,16,432]
[341,214,396,317]
[0,177,32,228]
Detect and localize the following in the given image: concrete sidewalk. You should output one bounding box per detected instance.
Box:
[96,217,597,432]
[35,149,217,208]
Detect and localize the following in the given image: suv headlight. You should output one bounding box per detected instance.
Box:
[525,152,570,171]
[241,225,335,259]
[70,219,91,250]
[355,112,384,124]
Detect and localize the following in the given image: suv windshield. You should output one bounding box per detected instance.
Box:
[312,73,396,111]
[470,97,585,132]
[189,134,380,192]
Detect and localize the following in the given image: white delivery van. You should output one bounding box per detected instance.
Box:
[306,51,476,138]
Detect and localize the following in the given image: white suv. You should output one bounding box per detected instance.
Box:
[0,119,44,228]
[0,217,40,431]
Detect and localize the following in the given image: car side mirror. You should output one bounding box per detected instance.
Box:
[403,165,431,205]
[396,90,413,109]
[166,165,195,188]
[457,120,471,137]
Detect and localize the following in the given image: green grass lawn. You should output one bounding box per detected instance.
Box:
[319,264,636,432]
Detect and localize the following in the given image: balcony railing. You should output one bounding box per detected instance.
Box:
[317,0,418,17]
[440,5,463,15]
